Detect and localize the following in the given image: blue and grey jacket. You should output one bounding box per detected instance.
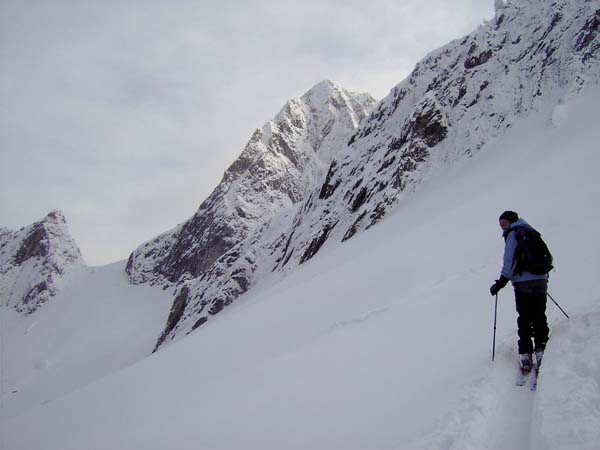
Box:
[500,218,548,283]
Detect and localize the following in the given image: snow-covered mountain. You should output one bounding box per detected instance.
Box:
[0,211,84,314]
[125,80,376,348]
[130,0,600,350]
[3,0,600,448]
[269,0,600,270]
[3,75,600,450]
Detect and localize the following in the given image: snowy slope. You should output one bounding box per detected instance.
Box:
[0,212,173,422]
[131,0,600,350]
[0,260,173,421]
[2,79,599,450]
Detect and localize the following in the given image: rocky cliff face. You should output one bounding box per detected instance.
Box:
[0,211,84,314]
[131,0,600,350]
[267,0,600,271]
[126,81,376,348]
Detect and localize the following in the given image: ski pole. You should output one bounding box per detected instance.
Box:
[547,292,570,319]
[492,294,498,362]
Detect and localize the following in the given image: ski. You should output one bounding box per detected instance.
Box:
[516,354,542,390]
[515,354,534,387]
[530,366,539,391]
[515,367,532,387]
[530,351,543,391]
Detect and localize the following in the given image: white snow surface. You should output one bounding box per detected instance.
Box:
[2,81,599,449]
[0,260,173,421]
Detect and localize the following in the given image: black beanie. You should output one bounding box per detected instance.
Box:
[499,210,519,223]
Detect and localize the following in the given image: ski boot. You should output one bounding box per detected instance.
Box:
[519,353,533,374]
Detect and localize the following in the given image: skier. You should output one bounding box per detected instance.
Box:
[490,211,550,373]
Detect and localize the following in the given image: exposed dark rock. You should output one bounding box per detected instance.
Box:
[300,222,337,264]
[576,9,600,59]
[496,13,506,29]
[465,49,493,69]
[231,271,250,291]
[351,187,369,212]
[154,287,189,351]
[367,203,388,228]
[281,248,294,268]
[208,298,226,315]
[319,161,341,199]
[390,87,408,116]
[22,282,49,306]
[342,211,367,242]
[14,225,48,266]
[159,218,235,282]
[191,316,208,331]
[377,156,396,174]
[385,136,407,158]
[392,167,406,190]
[352,178,363,191]
[405,101,448,148]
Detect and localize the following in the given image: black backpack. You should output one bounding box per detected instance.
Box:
[513,226,554,275]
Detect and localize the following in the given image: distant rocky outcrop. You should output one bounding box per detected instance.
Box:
[0,211,84,314]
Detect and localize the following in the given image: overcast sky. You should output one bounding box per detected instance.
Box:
[0,0,495,265]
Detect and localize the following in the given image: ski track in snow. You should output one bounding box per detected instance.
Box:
[410,303,600,450]
[407,334,537,450]
[531,305,600,450]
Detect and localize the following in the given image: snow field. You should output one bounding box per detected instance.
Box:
[1,261,173,421]
[2,86,600,450]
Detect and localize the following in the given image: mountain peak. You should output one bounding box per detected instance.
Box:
[302,79,339,99]
[0,211,84,314]
[45,209,67,224]
[127,81,376,348]
[299,79,377,111]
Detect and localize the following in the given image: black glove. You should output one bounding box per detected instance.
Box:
[490,276,509,296]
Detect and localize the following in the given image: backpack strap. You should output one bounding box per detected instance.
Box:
[502,227,514,242]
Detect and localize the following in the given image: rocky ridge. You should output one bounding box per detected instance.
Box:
[267,0,600,271]
[125,81,376,348]
[0,211,84,314]
[131,0,600,349]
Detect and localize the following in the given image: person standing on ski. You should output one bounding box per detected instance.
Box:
[490,211,550,373]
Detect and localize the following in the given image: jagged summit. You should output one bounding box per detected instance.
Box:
[126,80,375,348]
[129,0,600,349]
[0,211,84,314]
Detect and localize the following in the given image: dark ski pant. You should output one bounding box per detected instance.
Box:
[513,279,550,355]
